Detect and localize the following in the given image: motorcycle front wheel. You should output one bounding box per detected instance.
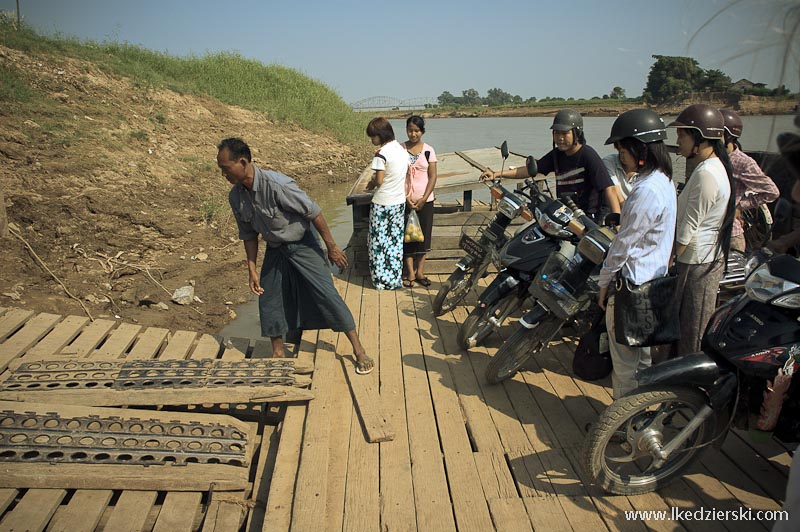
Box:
[432,269,473,316]
[457,294,523,350]
[583,386,712,495]
[484,314,561,384]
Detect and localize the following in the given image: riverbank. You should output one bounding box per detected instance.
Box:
[382,94,797,119]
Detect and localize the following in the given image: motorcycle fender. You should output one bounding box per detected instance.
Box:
[636,353,722,388]
[477,272,519,307]
[519,304,549,329]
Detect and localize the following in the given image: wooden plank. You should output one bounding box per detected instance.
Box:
[223,337,249,360]
[0,312,60,370]
[395,286,457,531]
[486,498,533,532]
[0,382,313,405]
[60,319,116,357]
[92,323,142,357]
[0,463,248,491]
[102,491,158,532]
[0,488,66,532]
[261,334,317,531]
[473,452,519,500]
[191,333,223,359]
[410,286,504,530]
[520,495,573,531]
[244,424,279,531]
[47,489,113,532]
[340,356,394,442]
[290,332,336,530]
[203,498,245,532]
[0,309,33,342]
[0,489,17,515]
[376,289,417,532]
[152,492,202,532]
[159,330,198,360]
[126,326,169,360]
[24,315,88,358]
[324,274,358,532]
[343,277,380,532]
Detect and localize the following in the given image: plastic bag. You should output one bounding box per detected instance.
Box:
[404,210,424,243]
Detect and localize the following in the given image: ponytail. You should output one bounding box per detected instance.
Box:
[712,139,736,258]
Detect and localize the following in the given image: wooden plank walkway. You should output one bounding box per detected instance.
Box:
[256,271,793,531]
[0,259,795,532]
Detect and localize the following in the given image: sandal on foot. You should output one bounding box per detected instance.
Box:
[402,278,413,288]
[415,277,432,287]
[355,356,374,375]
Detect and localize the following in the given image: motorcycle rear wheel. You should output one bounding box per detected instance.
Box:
[484,315,560,383]
[582,386,712,495]
[432,269,472,316]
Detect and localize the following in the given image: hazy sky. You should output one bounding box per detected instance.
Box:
[3,0,797,104]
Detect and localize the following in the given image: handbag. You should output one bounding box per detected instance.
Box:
[573,313,612,381]
[613,273,680,347]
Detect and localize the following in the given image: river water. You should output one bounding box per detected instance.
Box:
[220,114,794,339]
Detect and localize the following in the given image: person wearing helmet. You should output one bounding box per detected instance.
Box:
[482,109,620,220]
[596,109,677,398]
[719,109,779,252]
[668,103,736,356]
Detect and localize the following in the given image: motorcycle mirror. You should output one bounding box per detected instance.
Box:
[603,212,620,227]
[525,156,537,177]
[500,141,509,160]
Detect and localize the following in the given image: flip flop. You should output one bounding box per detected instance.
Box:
[402,278,413,288]
[355,355,374,375]
[414,277,432,287]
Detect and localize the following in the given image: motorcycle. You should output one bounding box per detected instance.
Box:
[457,161,570,350]
[583,251,800,495]
[431,142,535,316]
[484,198,616,383]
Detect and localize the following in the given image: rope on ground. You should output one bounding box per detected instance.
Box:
[8,226,94,321]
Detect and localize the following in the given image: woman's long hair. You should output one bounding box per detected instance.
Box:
[616,138,673,179]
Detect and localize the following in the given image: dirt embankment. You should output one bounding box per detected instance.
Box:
[384,95,797,119]
[0,44,371,334]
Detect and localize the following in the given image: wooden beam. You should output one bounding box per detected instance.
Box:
[340,356,394,443]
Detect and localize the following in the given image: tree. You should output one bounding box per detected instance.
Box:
[700,69,731,92]
[643,55,704,102]
[485,87,513,106]
[437,91,456,106]
[461,88,481,105]
[609,86,626,99]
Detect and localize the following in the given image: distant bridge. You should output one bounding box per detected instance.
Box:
[350,96,438,111]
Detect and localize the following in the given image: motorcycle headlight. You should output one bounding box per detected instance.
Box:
[498,194,524,219]
[535,207,572,238]
[745,264,800,305]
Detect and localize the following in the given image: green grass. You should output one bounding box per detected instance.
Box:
[0,17,367,146]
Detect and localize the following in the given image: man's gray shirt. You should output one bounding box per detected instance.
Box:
[229,166,322,245]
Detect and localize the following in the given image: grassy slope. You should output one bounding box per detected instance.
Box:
[0,17,365,146]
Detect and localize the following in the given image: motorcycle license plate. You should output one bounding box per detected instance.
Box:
[459,234,484,257]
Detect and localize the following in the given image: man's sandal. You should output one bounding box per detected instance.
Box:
[414,277,432,287]
[402,278,413,288]
[355,356,374,375]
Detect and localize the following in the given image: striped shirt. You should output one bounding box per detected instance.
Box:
[599,170,677,288]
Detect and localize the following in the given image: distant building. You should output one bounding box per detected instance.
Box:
[731,79,767,91]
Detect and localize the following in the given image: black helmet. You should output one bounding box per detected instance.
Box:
[605,109,667,145]
[551,109,583,133]
[720,109,743,138]
[667,103,725,140]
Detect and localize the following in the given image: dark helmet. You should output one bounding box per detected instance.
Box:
[667,103,725,140]
[605,109,667,145]
[551,108,583,133]
[720,109,743,138]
